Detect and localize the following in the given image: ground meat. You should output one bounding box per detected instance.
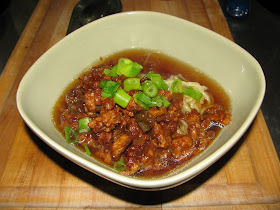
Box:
[171,136,193,159]
[139,140,156,169]
[111,133,132,160]
[184,109,201,125]
[88,109,122,133]
[83,92,96,112]
[203,104,231,126]
[148,106,167,119]
[54,58,231,178]
[151,123,171,149]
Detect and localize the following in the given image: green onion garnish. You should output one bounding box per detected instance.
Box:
[104,64,118,77]
[150,96,163,107]
[64,125,78,144]
[133,92,152,110]
[182,86,203,101]
[100,58,172,110]
[142,80,158,98]
[116,58,143,77]
[113,158,126,172]
[84,145,91,156]
[137,121,151,133]
[150,74,162,89]
[99,79,107,88]
[160,79,169,91]
[113,88,132,108]
[100,80,121,98]
[123,78,141,92]
[162,96,171,107]
[171,79,182,93]
[144,71,154,79]
[145,71,169,91]
[78,117,91,133]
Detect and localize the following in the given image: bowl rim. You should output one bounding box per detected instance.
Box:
[16,11,266,190]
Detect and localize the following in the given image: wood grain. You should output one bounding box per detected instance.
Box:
[0,0,279,209]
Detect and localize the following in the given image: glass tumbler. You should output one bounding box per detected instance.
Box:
[226,0,250,17]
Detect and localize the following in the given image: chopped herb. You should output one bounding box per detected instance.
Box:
[100,80,121,98]
[142,80,158,98]
[116,58,143,77]
[123,78,141,92]
[144,71,154,79]
[84,145,91,156]
[182,86,203,101]
[171,79,182,93]
[162,96,171,107]
[78,117,91,133]
[150,96,163,107]
[64,125,78,144]
[113,88,132,108]
[133,92,152,110]
[113,158,126,172]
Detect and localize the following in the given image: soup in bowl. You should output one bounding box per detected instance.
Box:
[16,11,265,190]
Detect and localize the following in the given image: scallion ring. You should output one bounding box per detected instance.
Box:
[78,117,91,133]
[142,80,158,98]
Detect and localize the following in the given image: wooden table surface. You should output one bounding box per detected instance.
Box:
[0,0,279,209]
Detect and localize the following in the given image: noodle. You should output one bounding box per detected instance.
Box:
[164,75,213,114]
[177,119,188,135]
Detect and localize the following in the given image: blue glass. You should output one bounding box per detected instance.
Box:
[226,0,250,17]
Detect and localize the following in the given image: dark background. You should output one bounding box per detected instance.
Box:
[1,0,279,159]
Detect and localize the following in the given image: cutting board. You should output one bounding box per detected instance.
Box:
[0,0,279,208]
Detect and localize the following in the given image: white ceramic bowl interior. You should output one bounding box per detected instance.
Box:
[16,11,265,190]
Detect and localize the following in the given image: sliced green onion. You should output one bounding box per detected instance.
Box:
[123,78,141,92]
[171,79,182,93]
[99,80,107,88]
[78,117,91,133]
[84,145,91,156]
[147,73,169,91]
[132,62,143,75]
[135,92,152,105]
[144,71,154,79]
[114,158,126,172]
[150,74,162,89]
[161,96,171,108]
[116,58,143,77]
[101,91,113,98]
[64,125,78,144]
[100,80,121,98]
[150,96,163,107]
[182,86,203,101]
[142,80,158,98]
[104,64,118,77]
[133,92,152,110]
[113,88,132,108]
[160,79,169,91]
[137,121,151,133]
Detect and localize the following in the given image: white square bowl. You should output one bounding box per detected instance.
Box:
[16,11,265,190]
